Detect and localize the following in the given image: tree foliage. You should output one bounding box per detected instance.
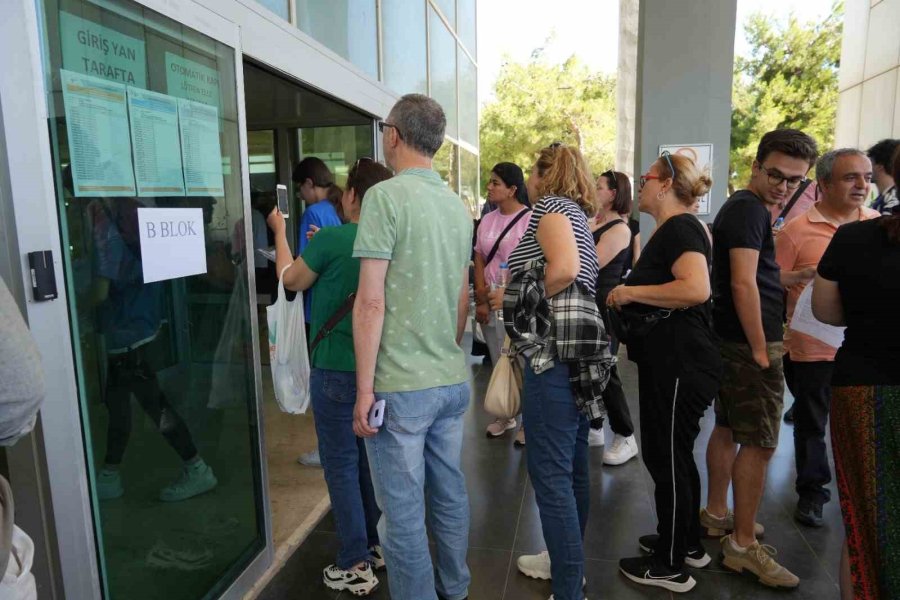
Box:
[479,52,616,196]
[730,3,843,191]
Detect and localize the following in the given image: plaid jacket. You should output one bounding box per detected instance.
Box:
[503,260,614,420]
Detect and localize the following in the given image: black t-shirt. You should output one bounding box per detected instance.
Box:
[817,218,900,385]
[625,214,720,375]
[711,190,784,343]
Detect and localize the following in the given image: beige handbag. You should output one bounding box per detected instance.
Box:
[484,336,523,419]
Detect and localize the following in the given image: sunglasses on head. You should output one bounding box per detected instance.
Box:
[601,170,617,190]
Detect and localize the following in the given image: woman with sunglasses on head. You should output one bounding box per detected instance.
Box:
[475,162,531,440]
[607,153,722,593]
[268,158,393,597]
[491,143,605,600]
[587,170,639,465]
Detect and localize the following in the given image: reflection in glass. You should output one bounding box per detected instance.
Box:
[296,0,378,78]
[429,8,458,138]
[457,0,477,56]
[37,0,265,598]
[458,49,478,146]
[433,0,456,28]
[434,141,459,193]
[459,148,480,217]
[252,0,289,20]
[382,0,427,95]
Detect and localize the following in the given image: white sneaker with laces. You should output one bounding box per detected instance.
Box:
[588,428,605,447]
[323,562,379,596]
[518,551,552,580]
[603,434,638,466]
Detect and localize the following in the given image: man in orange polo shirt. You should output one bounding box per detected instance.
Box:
[775,148,880,527]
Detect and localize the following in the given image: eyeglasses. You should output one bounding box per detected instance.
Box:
[352,156,375,170]
[378,121,403,140]
[548,141,564,149]
[660,150,676,179]
[639,174,660,189]
[601,170,617,190]
[759,165,807,190]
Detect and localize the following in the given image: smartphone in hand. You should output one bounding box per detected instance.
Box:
[276,184,289,218]
[368,398,386,429]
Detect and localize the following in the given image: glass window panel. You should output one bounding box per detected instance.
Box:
[458,48,478,146]
[382,0,427,95]
[457,0,476,56]
[433,140,459,193]
[429,8,458,139]
[296,0,377,78]
[37,0,266,598]
[433,0,456,28]
[252,0,289,20]
[459,147,479,217]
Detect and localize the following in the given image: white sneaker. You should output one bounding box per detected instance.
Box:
[297,449,322,467]
[517,551,552,580]
[603,434,638,466]
[323,562,379,596]
[369,545,385,570]
[588,428,605,447]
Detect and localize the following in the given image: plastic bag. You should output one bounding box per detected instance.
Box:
[0,526,36,600]
[483,336,522,420]
[208,263,250,409]
[266,267,310,414]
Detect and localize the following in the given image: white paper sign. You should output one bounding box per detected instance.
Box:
[789,283,845,349]
[658,143,713,215]
[138,208,207,283]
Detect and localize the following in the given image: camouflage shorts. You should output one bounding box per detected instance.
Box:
[714,341,785,448]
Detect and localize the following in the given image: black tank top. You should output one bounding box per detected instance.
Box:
[592,219,632,301]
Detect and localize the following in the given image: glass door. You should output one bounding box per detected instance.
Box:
[35,0,267,598]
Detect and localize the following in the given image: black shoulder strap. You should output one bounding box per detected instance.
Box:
[484,208,531,266]
[777,179,812,221]
[310,292,356,353]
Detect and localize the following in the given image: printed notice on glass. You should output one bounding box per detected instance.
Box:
[59,11,147,88]
[165,52,220,107]
[177,98,225,196]
[60,70,136,197]
[138,208,207,283]
[127,88,185,197]
[789,283,845,349]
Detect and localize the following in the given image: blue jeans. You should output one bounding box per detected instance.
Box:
[311,368,381,569]
[523,361,590,600]
[365,382,471,600]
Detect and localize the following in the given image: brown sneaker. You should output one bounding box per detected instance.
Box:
[700,507,764,538]
[486,418,517,438]
[514,427,526,447]
[719,535,799,589]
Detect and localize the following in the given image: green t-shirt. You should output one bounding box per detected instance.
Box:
[353,168,473,393]
[302,223,359,372]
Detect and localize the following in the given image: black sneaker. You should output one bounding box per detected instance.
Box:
[783,405,795,423]
[369,545,385,571]
[794,499,824,527]
[619,555,697,593]
[638,534,711,568]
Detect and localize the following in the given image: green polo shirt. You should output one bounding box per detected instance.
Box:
[303,223,359,372]
[353,168,473,392]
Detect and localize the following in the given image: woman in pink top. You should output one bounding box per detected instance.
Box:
[474,163,531,439]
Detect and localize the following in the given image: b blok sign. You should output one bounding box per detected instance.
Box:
[138,208,207,283]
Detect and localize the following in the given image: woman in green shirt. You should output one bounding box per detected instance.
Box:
[268,158,392,596]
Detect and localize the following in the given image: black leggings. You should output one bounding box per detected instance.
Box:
[591,313,635,436]
[104,347,197,466]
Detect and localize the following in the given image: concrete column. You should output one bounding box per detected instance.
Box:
[616,0,639,179]
[634,0,737,234]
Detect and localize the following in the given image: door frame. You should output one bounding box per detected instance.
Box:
[0,0,273,598]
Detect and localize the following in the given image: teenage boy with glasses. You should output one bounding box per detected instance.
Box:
[703,129,818,590]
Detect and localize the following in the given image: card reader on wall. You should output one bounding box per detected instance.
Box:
[28,251,58,302]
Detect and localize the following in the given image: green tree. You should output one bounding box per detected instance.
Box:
[479,52,616,198]
[730,3,843,192]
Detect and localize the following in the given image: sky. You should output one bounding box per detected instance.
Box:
[476,0,837,106]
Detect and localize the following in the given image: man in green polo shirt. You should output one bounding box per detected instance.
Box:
[352,94,473,600]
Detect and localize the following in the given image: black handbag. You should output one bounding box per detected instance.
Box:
[607,306,674,345]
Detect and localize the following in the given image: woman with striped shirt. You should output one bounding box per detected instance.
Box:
[491,143,599,600]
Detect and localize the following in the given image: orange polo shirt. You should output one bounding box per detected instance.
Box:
[775,203,881,362]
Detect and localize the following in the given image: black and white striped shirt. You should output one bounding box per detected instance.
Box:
[507,196,600,294]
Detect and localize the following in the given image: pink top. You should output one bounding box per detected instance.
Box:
[475,207,530,285]
[767,182,818,225]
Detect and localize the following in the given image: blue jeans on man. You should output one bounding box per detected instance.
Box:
[311,368,381,569]
[365,382,472,600]
[523,361,590,600]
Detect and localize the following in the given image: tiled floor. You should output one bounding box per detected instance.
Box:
[258,348,843,600]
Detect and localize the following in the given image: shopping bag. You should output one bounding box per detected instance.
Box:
[209,263,250,409]
[483,336,522,419]
[266,266,310,414]
[0,526,37,600]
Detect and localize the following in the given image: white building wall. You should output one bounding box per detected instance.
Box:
[835,0,900,149]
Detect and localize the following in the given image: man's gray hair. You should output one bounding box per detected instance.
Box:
[816,148,868,182]
[388,94,446,158]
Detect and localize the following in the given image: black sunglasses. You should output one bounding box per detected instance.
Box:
[378,121,403,140]
[601,170,617,190]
